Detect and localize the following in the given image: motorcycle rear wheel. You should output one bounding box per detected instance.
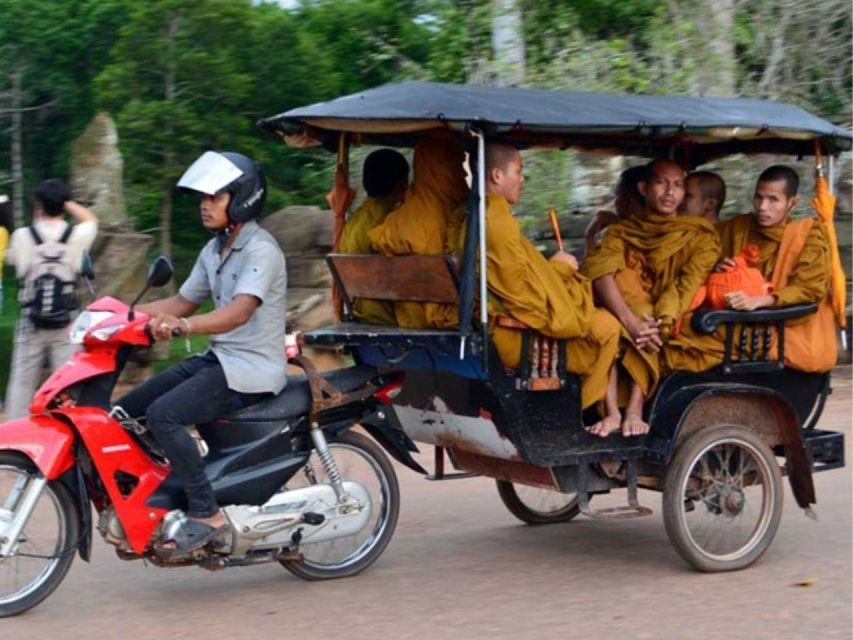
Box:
[0,452,79,617]
[280,430,399,580]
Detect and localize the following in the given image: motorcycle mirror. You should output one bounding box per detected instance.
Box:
[129,256,174,320]
[146,256,174,289]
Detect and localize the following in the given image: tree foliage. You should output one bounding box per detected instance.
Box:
[0,0,849,271]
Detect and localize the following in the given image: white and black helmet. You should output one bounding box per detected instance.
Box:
[177,150,266,224]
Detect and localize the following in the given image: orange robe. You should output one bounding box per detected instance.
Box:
[486,195,620,409]
[339,196,396,325]
[368,138,468,328]
[581,210,720,398]
[665,214,835,373]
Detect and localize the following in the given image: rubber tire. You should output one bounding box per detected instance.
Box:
[281,431,400,580]
[496,480,581,525]
[0,452,79,617]
[662,425,784,573]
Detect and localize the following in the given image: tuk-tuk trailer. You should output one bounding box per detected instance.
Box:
[260,81,850,572]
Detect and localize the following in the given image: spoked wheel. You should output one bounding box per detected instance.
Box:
[496,480,581,525]
[663,426,783,573]
[281,431,399,580]
[0,453,79,617]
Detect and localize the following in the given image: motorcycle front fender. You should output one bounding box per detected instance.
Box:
[0,415,76,479]
[352,409,427,475]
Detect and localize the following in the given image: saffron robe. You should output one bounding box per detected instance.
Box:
[486,195,621,409]
[665,214,834,373]
[581,210,720,397]
[339,196,397,325]
[369,138,469,328]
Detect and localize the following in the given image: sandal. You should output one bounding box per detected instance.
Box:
[157,519,229,560]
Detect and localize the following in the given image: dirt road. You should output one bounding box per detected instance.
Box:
[3,380,851,640]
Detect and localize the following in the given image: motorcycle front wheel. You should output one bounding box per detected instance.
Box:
[280,430,400,580]
[0,452,79,617]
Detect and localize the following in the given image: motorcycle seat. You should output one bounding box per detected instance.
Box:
[225,365,380,422]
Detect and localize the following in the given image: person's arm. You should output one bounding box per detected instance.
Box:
[727,223,830,311]
[770,223,831,307]
[655,230,720,321]
[149,295,258,340]
[594,274,661,351]
[150,240,284,341]
[64,200,98,224]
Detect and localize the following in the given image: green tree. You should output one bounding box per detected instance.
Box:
[0,0,134,223]
[96,0,254,270]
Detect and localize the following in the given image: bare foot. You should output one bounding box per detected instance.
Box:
[621,413,649,437]
[588,413,622,438]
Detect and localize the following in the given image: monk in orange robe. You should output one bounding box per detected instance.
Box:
[368,138,469,328]
[680,171,726,225]
[483,143,621,419]
[665,165,835,373]
[582,159,720,436]
[584,165,646,256]
[339,149,409,325]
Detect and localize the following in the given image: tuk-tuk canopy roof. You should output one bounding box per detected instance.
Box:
[259,81,852,162]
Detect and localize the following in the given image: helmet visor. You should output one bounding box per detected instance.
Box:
[177,151,243,196]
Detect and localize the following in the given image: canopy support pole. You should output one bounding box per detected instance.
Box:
[463,129,489,365]
[828,155,835,195]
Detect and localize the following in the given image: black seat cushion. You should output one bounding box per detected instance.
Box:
[226,365,379,422]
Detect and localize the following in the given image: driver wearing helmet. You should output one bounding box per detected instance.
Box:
[117,151,287,557]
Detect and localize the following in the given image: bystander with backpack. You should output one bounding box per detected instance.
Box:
[4,179,98,418]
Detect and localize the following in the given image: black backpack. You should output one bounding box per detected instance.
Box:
[20,225,79,329]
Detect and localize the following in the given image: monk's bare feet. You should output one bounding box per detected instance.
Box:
[621,413,649,437]
[588,413,621,438]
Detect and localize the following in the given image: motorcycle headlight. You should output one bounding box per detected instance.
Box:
[69,311,116,344]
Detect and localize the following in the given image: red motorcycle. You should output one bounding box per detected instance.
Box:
[0,256,422,617]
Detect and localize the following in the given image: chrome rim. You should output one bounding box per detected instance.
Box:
[0,465,66,605]
[511,484,578,517]
[287,442,391,570]
[679,438,775,562]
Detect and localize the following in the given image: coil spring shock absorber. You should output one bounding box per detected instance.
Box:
[309,422,347,501]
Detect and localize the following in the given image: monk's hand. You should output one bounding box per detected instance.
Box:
[725,291,773,311]
[149,313,183,340]
[627,314,662,353]
[713,258,736,273]
[551,250,579,271]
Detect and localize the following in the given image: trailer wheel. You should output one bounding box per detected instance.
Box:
[496,481,581,525]
[663,425,783,572]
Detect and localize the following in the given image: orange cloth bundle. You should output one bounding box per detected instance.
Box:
[704,245,772,310]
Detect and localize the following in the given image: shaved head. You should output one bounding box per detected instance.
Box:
[645,158,684,182]
[485,143,524,204]
[681,171,726,222]
[486,143,520,173]
[689,172,726,214]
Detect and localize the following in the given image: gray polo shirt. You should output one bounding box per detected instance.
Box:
[179,220,287,395]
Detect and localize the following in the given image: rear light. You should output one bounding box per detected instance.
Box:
[375,376,404,405]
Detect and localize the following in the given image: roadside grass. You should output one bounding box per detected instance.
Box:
[0,274,17,399]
